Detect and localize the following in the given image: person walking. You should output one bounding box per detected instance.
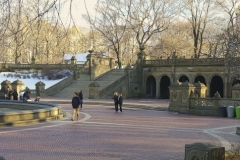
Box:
[112,92,119,112]
[118,93,123,112]
[12,89,18,100]
[78,90,83,109]
[71,92,80,121]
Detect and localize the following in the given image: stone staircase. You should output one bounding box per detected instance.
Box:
[53,69,125,99]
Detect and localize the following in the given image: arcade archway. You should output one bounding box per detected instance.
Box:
[210,76,223,98]
[160,76,170,99]
[194,75,206,85]
[179,75,189,82]
[145,76,156,98]
[232,77,240,86]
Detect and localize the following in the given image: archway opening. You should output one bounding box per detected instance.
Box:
[194,76,206,85]
[210,76,223,97]
[145,76,156,98]
[160,76,170,99]
[232,77,240,86]
[179,75,189,83]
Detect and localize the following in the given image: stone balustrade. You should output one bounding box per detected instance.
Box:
[143,58,225,67]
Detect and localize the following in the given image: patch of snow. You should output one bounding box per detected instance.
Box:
[0,72,65,90]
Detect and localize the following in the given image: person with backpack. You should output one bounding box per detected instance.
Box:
[71,92,80,121]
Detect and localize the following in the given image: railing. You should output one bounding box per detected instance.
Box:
[7,63,84,70]
[44,75,74,96]
[143,58,225,67]
[190,97,240,109]
[99,74,127,98]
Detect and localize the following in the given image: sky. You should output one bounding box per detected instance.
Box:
[59,0,98,28]
[0,72,65,90]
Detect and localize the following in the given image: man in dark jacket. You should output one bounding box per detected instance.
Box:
[71,92,80,121]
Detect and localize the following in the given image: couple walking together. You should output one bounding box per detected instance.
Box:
[113,92,123,112]
[71,90,83,121]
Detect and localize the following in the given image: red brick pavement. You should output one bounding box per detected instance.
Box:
[0,98,239,160]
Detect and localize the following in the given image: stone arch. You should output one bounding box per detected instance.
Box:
[178,75,189,82]
[209,75,224,97]
[193,75,206,85]
[231,76,240,86]
[145,75,156,98]
[159,75,171,99]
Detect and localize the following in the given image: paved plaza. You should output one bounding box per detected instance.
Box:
[0,98,239,160]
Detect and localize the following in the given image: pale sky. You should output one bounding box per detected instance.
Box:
[59,0,98,28]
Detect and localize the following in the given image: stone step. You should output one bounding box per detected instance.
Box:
[53,69,125,98]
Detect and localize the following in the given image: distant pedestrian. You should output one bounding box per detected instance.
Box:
[4,86,9,100]
[78,90,83,109]
[8,90,13,100]
[71,92,80,121]
[12,89,18,100]
[112,92,118,112]
[23,91,30,102]
[118,93,123,112]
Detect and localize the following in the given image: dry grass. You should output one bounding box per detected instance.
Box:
[225,143,240,160]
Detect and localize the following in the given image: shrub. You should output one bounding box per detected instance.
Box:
[225,143,240,160]
[41,68,72,80]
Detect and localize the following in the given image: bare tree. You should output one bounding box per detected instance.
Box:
[127,0,179,51]
[214,0,240,80]
[83,0,132,68]
[181,0,216,58]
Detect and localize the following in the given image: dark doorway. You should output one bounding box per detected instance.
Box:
[210,76,223,97]
[194,76,206,85]
[160,76,170,99]
[145,76,156,98]
[179,75,189,82]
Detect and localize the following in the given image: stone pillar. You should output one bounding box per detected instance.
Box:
[231,83,240,99]
[86,50,96,81]
[110,58,115,69]
[178,81,195,113]
[31,56,36,64]
[11,80,24,96]
[185,143,225,160]
[224,74,228,98]
[206,82,210,97]
[168,81,182,112]
[70,56,76,65]
[155,80,160,99]
[124,64,132,98]
[35,81,45,96]
[1,80,12,99]
[89,82,100,99]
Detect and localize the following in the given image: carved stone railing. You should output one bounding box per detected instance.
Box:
[44,75,74,96]
[99,74,127,98]
[143,58,225,67]
[7,63,84,70]
[190,97,240,108]
[188,97,240,116]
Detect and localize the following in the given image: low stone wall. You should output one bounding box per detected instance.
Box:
[0,100,65,127]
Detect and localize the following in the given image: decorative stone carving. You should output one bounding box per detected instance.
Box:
[185,143,225,160]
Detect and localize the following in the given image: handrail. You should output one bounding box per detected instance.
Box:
[99,74,127,98]
[44,75,74,96]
